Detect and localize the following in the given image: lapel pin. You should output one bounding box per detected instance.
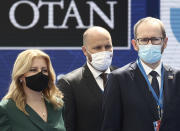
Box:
[168,75,174,79]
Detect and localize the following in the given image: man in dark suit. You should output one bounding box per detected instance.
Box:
[101,17,177,131]
[159,71,180,131]
[57,26,116,131]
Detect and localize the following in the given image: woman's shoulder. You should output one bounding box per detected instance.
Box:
[45,98,64,114]
[0,99,15,106]
[45,97,63,108]
[0,99,17,113]
[0,99,13,130]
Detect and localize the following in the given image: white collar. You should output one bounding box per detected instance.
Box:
[140,59,162,77]
[87,62,111,79]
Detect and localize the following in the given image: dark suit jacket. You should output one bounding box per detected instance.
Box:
[101,62,176,131]
[0,99,66,131]
[159,71,180,131]
[57,64,117,131]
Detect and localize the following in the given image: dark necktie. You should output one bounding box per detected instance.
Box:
[100,73,108,89]
[149,71,159,97]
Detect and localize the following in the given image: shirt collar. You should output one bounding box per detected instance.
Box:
[87,62,111,79]
[140,59,162,77]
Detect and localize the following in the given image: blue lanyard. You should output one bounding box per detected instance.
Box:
[136,59,164,109]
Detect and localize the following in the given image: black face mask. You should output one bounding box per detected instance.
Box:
[25,72,49,92]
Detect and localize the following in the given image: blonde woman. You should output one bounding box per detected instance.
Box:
[0,49,66,131]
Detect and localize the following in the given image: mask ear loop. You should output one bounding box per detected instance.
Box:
[85,47,93,63]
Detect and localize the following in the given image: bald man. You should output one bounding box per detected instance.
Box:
[57,26,117,131]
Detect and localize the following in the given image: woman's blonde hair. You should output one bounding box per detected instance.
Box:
[3,49,63,114]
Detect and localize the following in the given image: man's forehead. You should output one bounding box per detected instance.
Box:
[87,30,110,38]
[136,23,162,34]
[86,32,110,42]
[137,22,161,30]
[86,39,112,48]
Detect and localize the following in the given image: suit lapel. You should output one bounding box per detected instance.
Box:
[109,65,118,71]
[163,68,169,108]
[131,63,159,121]
[162,66,175,116]
[81,64,117,101]
[25,103,47,131]
[45,100,52,123]
[83,64,103,95]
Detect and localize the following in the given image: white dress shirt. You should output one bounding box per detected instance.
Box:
[87,62,110,91]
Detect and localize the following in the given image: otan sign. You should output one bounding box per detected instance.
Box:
[10,0,117,29]
[0,0,130,49]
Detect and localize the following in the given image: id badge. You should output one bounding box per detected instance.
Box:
[153,120,161,131]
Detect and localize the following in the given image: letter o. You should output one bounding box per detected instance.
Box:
[9,1,39,29]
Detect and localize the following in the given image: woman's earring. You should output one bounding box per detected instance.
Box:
[20,79,23,83]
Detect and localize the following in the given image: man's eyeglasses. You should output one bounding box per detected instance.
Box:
[136,37,164,45]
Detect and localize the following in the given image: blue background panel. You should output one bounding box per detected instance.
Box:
[0,49,137,99]
[0,0,160,99]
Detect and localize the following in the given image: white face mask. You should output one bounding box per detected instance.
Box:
[88,51,113,71]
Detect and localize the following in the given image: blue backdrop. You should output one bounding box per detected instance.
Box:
[0,0,160,99]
